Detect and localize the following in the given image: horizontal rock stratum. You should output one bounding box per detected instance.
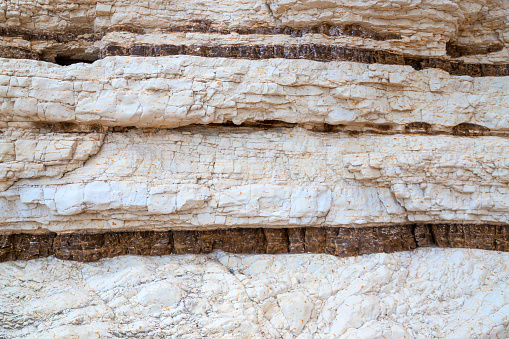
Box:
[2,0,509,62]
[3,248,509,338]
[1,0,509,261]
[2,128,509,229]
[1,57,508,129]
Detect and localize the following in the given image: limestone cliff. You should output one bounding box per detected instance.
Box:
[1,0,509,261]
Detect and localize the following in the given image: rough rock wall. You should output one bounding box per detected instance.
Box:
[2,248,509,338]
[1,0,509,261]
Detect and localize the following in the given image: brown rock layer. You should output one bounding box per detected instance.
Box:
[446,41,505,58]
[0,23,399,41]
[100,43,509,77]
[1,23,508,77]
[1,224,508,262]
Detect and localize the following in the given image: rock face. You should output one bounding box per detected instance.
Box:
[1,248,509,338]
[1,0,509,260]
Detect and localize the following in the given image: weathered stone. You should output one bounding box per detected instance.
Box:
[2,0,508,62]
[1,0,509,337]
[3,128,509,232]
[414,225,435,247]
[2,224,509,262]
[2,57,509,131]
[264,229,289,254]
[2,248,509,337]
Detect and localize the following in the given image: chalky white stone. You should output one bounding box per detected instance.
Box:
[1,56,508,130]
[1,248,508,338]
[2,128,509,232]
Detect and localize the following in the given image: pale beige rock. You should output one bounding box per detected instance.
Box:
[1,57,508,131]
[1,248,509,338]
[1,1,509,338]
[0,128,104,190]
[1,128,509,232]
[2,0,508,60]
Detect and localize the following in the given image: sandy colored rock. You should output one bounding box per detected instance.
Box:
[2,0,508,61]
[1,128,509,232]
[1,56,508,130]
[1,248,509,338]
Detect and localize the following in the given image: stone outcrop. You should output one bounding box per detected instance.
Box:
[2,248,509,338]
[2,128,509,233]
[2,57,509,129]
[3,224,509,262]
[2,0,509,63]
[1,0,509,260]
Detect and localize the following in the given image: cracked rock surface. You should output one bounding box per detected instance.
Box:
[1,248,508,338]
[3,128,509,231]
[1,56,509,129]
[1,0,509,335]
[2,0,509,61]
[1,0,509,253]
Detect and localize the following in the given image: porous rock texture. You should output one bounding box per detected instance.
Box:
[1,248,509,338]
[1,0,509,257]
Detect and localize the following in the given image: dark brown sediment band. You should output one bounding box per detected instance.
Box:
[1,224,508,262]
[26,121,497,138]
[100,43,509,77]
[0,23,399,42]
[158,22,401,40]
[2,25,508,77]
[0,27,102,43]
[446,41,505,58]
[0,46,42,60]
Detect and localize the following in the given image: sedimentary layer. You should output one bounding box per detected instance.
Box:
[0,126,105,191]
[2,248,508,338]
[2,1,509,261]
[2,224,509,263]
[1,128,509,232]
[1,0,508,62]
[2,57,508,130]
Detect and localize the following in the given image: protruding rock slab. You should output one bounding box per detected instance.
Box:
[0,127,105,189]
[2,56,509,129]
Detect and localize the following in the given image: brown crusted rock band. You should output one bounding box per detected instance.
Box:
[0,23,399,42]
[1,224,509,262]
[100,43,509,77]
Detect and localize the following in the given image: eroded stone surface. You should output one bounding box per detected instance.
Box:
[1,248,508,338]
[2,56,509,130]
[3,224,509,263]
[2,0,508,61]
[0,128,105,190]
[1,128,509,231]
[98,42,509,77]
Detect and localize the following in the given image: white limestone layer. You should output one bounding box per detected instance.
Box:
[2,128,509,232]
[1,248,508,338]
[1,57,508,130]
